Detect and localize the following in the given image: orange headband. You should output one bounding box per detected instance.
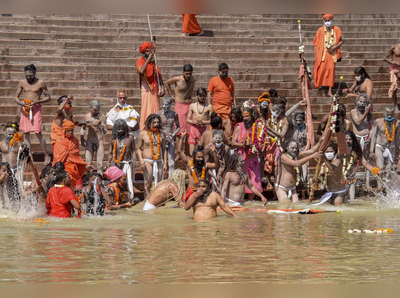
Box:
[258,92,271,103]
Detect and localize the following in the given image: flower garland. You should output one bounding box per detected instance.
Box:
[384,121,396,142]
[113,140,126,164]
[23,99,32,114]
[9,132,23,147]
[287,154,301,186]
[330,94,340,132]
[324,26,334,49]
[246,120,268,155]
[342,152,354,181]
[271,115,283,152]
[190,159,206,184]
[320,157,337,189]
[148,130,161,160]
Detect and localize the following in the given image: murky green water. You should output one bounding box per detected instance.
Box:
[0,199,400,284]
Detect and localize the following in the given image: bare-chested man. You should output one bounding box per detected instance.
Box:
[383,44,400,109]
[291,111,309,185]
[318,103,353,136]
[51,95,74,151]
[351,93,374,189]
[14,64,51,165]
[369,106,399,190]
[177,130,219,201]
[275,139,323,203]
[80,100,107,175]
[343,67,374,105]
[0,122,23,172]
[187,88,213,155]
[221,153,267,206]
[184,179,238,222]
[143,169,186,210]
[0,162,21,212]
[108,119,136,200]
[165,64,196,133]
[138,114,168,198]
[199,112,230,147]
[156,96,180,176]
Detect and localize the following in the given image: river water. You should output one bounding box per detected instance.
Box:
[0,197,400,284]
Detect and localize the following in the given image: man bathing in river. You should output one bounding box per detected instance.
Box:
[0,122,23,172]
[184,179,238,222]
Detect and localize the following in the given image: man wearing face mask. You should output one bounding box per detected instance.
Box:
[369,106,399,190]
[207,63,236,120]
[313,14,343,97]
[343,67,374,104]
[156,96,180,176]
[275,139,323,203]
[51,95,74,153]
[106,90,140,139]
[80,100,107,175]
[0,122,23,172]
[350,94,373,189]
[137,42,165,130]
[52,120,95,189]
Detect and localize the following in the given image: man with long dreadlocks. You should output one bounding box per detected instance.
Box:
[184,179,238,222]
[0,121,23,172]
[143,169,187,211]
[138,114,168,199]
[0,162,21,212]
[108,119,136,200]
[221,153,267,206]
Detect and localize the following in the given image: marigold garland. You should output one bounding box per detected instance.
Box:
[113,140,126,164]
[384,121,395,142]
[148,130,161,160]
[287,154,301,186]
[342,152,354,181]
[9,132,23,147]
[324,26,335,49]
[271,115,283,152]
[190,159,206,184]
[246,120,268,155]
[23,99,32,114]
[257,92,271,103]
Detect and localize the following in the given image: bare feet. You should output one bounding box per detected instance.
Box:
[44,154,51,166]
[180,32,189,37]
[328,92,334,98]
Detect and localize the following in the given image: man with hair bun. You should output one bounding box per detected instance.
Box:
[0,121,23,171]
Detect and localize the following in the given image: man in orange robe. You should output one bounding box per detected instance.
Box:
[51,95,73,152]
[137,42,165,130]
[313,14,344,97]
[181,14,204,36]
[52,120,94,189]
[207,63,236,120]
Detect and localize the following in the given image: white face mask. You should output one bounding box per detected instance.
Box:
[325,152,335,161]
[355,76,362,82]
[215,142,223,148]
[271,111,280,118]
[324,21,332,27]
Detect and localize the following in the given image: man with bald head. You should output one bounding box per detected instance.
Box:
[81,100,107,175]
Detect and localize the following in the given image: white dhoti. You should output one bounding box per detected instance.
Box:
[275,183,296,199]
[313,188,347,206]
[143,200,157,211]
[120,160,134,199]
[225,197,242,206]
[376,144,395,163]
[211,169,218,191]
[143,159,164,186]
[356,134,369,152]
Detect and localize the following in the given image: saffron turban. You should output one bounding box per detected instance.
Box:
[62,120,75,131]
[323,14,334,20]
[104,166,125,182]
[139,42,154,53]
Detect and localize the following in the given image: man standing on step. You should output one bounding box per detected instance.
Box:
[137,42,165,131]
[51,95,74,152]
[208,63,236,120]
[14,64,51,165]
[181,14,204,37]
[165,64,196,136]
[383,43,400,109]
[312,14,343,97]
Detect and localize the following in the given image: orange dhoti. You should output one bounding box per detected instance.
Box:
[182,14,202,34]
[140,90,161,130]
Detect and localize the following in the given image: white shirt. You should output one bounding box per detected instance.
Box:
[106,103,140,138]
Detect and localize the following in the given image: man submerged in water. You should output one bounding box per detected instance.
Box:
[0,162,21,212]
[184,179,238,222]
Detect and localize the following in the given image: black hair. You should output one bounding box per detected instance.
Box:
[54,170,70,184]
[112,119,130,140]
[221,153,246,184]
[283,138,299,152]
[326,143,338,155]
[192,146,204,159]
[197,87,207,96]
[24,64,36,72]
[268,88,278,97]
[210,115,222,130]
[354,66,371,83]
[90,172,103,180]
[218,63,229,71]
[57,95,68,105]
[183,64,193,72]
[198,179,212,200]
[5,121,19,132]
[40,165,53,180]
[345,131,363,161]
[229,107,243,123]
[338,103,346,118]
[272,102,286,114]
[53,161,65,172]
[144,114,163,132]
[294,111,305,120]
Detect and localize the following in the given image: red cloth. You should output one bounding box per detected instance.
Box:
[188,124,207,144]
[136,56,162,94]
[323,14,334,20]
[208,76,235,120]
[46,185,79,218]
[52,135,87,188]
[182,14,202,34]
[139,42,154,54]
[184,187,197,202]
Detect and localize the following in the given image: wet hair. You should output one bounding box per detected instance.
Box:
[112,119,130,140]
[198,179,212,199]
[183,64,193,72]
[210,113,223,129]
[218,63,229,71]
[24,64,36,72]
[197,87,207,96]
[90,99,101,108]
[268,88,278,98]
[294,111,305,120]
[326,143,338,155]
[221,153,246,184]
[229,107,243,123]
[192,146,204,159]
[212,130,223,138]
[345,131,363,161]
[144,114,163,131]
[40,165,53,180]
[54,170,70,184]
[53,161,65,172]
[5,121,19,132]
[57,95,68,105]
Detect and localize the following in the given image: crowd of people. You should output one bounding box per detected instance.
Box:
[0,14,400,222]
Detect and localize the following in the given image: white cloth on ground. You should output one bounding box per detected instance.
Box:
[312,188,347,206]
[275,183,296,199]
[143,200,157,211]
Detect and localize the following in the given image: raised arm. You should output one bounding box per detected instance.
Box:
[351,106,371,126]
[281,151,323,168]
[184,188,203,210]
[138,49,154,75]
[323,157,341,172]
[285,99,306,117]
[206,144,220,170]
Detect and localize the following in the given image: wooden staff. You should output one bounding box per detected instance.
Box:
[147,14,161,90]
